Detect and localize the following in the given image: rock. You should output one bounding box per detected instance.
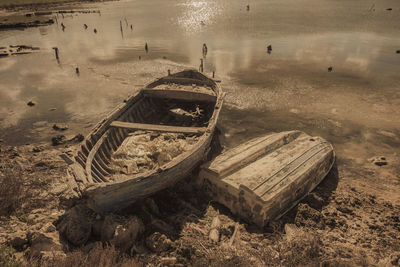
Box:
[27,232,62,259]
[209,229,220,243]
[160,257,177,266]
[295,203,324,229]
[52,123,69,131]
[303,193,325,210]
[8,232,28,251]
[32,146,44,152]
[144,198,160,215]
[369,156,388,166]
[56,205,95,246]
[284,224,303,243]
[112,216,144,251]
[99,215,119,241]
[150,219,175,236]
[51,135,66,146]
[27,101,35,106]
[69,134,84,143]
[145,232,172,252]
[378,253,400,267]
[209,216,221,243]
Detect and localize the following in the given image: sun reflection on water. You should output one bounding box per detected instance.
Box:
[177,0,222,34]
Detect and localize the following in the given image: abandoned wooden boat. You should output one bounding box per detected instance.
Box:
[199,130,335,227]
[68,70,223,213]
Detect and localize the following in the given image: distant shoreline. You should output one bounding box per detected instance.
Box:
[0,0,113,11]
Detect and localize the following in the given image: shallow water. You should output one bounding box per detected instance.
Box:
[0,0,399,154]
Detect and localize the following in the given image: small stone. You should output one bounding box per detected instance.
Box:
[32,146,44,153]
[56,205,95,246]
[53,123,69,131]
[145,232,172,252]
[160,257,177,266]
[51,135,66,146]
[8,232,28,251]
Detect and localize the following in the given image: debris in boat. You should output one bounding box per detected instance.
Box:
[27,101,36,107]
[111,132,199,176]
[369,156,388,166]
[328,66,333,72]
[209,216,221,243]
[52,123,69,131]
[145,42,148,53]
[146,232,172,252]
[199,130,335,227]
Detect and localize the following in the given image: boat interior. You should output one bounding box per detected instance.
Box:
[75,77,218,184]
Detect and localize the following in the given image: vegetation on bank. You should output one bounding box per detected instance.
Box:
[0,0,98,8]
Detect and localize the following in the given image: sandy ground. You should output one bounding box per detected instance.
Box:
[0,131,399,266]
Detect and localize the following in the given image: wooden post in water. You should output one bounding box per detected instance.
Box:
[52,47,59,60]
[200,58,204,72]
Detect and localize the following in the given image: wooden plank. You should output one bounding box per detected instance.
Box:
[205,131,303,178]
[110,121,206,135]
[142,89,216,103]
[160,77,215,86]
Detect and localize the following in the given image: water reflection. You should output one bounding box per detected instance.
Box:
[0,0,399,145]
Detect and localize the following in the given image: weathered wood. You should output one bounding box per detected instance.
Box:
[200,131,335,227]
[142,89,216,103]
[205,131,302,178]
[69,69,224,214]
[110,121,206,134]
[160,77,214,87]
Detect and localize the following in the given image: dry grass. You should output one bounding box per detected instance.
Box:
[278,230,321,267]
[28,244,140,267]
[0,167,25,216]
[0,245,19,267]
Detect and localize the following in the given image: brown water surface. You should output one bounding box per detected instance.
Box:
[0,0,399,158]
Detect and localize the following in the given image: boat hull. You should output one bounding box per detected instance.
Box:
[69,70,223,214]
[199,130,335,227]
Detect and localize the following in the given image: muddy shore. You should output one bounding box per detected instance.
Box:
[0,130,399,266]
[1,0,400,266]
